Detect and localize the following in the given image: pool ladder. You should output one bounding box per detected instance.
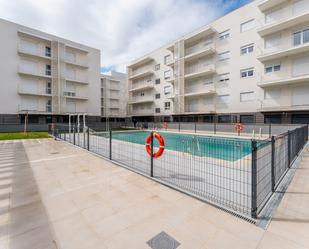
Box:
[181,136,202,157]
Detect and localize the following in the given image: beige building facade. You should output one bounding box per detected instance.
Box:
[0,18,101,124]
[127,0,309,124]
[100,72,127,119]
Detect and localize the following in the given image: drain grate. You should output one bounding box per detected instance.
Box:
[147,231,180,249]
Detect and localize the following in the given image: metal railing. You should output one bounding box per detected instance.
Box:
[51,124,308,219]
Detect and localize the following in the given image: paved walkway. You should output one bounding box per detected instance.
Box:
[0,138,308,249]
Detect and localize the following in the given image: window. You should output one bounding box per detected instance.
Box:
[217,94,229,103]
[46,81,52,94]
[164,70,171,79]
[45,65,51,75]
[164,102,171,110]
[218,115,231,123]
[155,78,160,84]
[164,55,171,64]
[264,89,281,99]
[241,44,254,55]
[218,51,230,61]
[140,92,144,96]
[265,7,283,24]
[155,108,160,113]
[293,29,309,46]
[265,33,282,49]
[292,56,309,76]
[45,46,51,57]
[164,85,172,95]
[265,64,281,73]
[240,91,254,102]
[240,19,255,32]
[240,68,254,78]
[155,93,160,99]
[155,64,160,71]
[219,30,230,40]
[218,73,230,83]
[46,99,52,112]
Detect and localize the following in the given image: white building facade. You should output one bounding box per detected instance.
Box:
[0,18,101,124]
[127,0,309,124]
[100,72,127,119]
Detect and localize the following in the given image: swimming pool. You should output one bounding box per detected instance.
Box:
[102,131,257,161]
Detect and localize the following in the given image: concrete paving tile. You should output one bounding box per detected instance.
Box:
[222,216,264,247]
[81,202,116,224]
[51,213,102,249]
[267,219,309,248]
[202,229,257,249]
[257,232,308,249]
[9,225,54,249]
[43,193,79,222]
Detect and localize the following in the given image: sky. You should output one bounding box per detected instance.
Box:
[0,0,251,73]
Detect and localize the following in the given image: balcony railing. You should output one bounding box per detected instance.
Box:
[184,42,215,59]
[18,105,52,114]
[18,86,52,96]
[18,45,51,59]
[129,81,154,92]
[65,75,89,84]
[184,64,215,79]
[258,40,309,62]
[129,67,154,80]
[258,4,309,36]
[64,91,88,100]
[184,104,215,113]
[65,56,88,68]
[18,65,52,78]
[128,96,154,104]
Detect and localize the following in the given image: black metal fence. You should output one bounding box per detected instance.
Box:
[51,124,308,219]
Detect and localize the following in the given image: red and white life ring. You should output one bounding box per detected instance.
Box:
[145,132,165,158]
[235,123,244,132]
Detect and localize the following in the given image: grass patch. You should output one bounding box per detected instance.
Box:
[0,132,50,140]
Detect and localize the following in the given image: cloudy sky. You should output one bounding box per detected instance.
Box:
[0,0,250,73]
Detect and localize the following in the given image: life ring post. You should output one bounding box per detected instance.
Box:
[150,131,154,177]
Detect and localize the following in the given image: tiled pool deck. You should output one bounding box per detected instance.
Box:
[0,138,308,249]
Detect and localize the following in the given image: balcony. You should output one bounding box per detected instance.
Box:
[106,93,120,100]
[184,27,216,44]
[65,75,89,84]
[128,69,154,80]
[129,82,154,92]
[128,56,154,69]
[18,86,52,97]
[18,66,52,79]
[18,45,51,60]
[258,0,288,12]
[18,105,52,114]
[184,65,215,80]
[184,89,216,98]
[130,109,154,116]
[258,100,309,112]
[258,42,309,62]
[184,104,215,114]
[63,92,88,101]
[165,58,175,67]
[258,11,309,37]
[128,97,154,105]
[65,57,88,69]
[184,44,215,62]
[258,73,309,88]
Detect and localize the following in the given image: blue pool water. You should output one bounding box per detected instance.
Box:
[106,131,258,161]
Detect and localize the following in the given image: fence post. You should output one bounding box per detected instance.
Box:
[150,131,154,177]
[251,139,258,219]
[194,122,197,133]
[214,121,217,134]
[178,122,180,132]
[109,129,112,160]
[271,136,275,192]
[288,130,291,168]
[73,127,75,145]
[87,128,90,151]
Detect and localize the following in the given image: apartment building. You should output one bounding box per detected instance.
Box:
[100,71,127,119]
[0,18,101,124]
[127,0,309,124]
